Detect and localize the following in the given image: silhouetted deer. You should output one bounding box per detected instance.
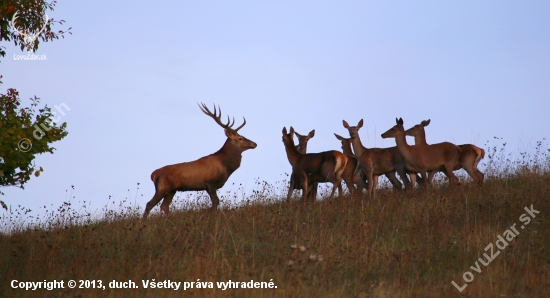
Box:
[143,103,257,218]
[381,118,460,189]
[342,119,412,199]
[405,119,484,186]
[282,126,347,202]
[286,129,319,201]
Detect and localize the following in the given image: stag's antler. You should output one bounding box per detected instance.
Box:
[198,103,246,131]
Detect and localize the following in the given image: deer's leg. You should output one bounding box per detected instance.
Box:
[396,166,412,190]
[311,182,318,202]
[366,174,378,191]
[474,156,485,185]
[462,157,484,186]
[408,172,417,190]
[300,174,309,203]
[372,175,380,199]
[337,182,344,200]
[461,163,478,185]
[385,172,402,191]
[366,170,375,200]
[143,190,166,218]
[287,173,296,201]
[342,176,355,198]
[420,171,429,190]
[353,173,368,198]
[306,181,312,201]
[476,170,485,185]
[443,166,460,187]
[160,191,176,215]
[414,173,422,188]
[358,170,368,194]
[356,175,368,197]
[206,184,220,210]
[328,178,341,201]
[306,182,317,202]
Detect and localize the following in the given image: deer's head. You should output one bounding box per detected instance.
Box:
[198,103,257,152]
[381,118,405,139]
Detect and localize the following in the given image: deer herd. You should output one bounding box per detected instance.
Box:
[143,104,485,218]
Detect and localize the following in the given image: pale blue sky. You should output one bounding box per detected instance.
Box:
[2,1,549,216]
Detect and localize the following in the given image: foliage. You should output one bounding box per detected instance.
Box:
[0,76,68,194]
[0,0,71,57]
[0,1,70,212]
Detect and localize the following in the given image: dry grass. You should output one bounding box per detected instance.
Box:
[1,142,549,297]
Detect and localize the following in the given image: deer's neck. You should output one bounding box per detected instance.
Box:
[217,139,243,173]
[349,135,366,158]
[414,129,428,146]
[394,132,415,162]
[296,144,307,155]
[341,142,354,156]
[285,141,301,167]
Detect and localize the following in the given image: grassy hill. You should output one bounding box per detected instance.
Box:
[1,147,549,297]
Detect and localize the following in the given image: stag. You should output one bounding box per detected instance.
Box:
[381,118,460,189]
[342,119,411,199]
[286,130,319,201]
[282,127,348,202]
[142,103,257,218]
[405,119,485,185]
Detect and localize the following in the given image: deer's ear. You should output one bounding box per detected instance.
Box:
[397,118,404,126]
[422,119,431,127]
[343,120,350,128]
[358,119,364,128]
[282,127,288,135]
[289,126,295,137]
[225,129,238,138]
[334,133,344,141]
[308,130,315,139]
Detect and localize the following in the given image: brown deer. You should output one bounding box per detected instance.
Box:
[282,126,348,202]
[333,133,368,196]
[286,130,319,201]
[342,119,412,199]
[142,103,257,218]
[405,119,485,185]
[381,118,460,189]
[334,133,403,194]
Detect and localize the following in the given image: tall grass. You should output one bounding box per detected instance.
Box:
[0,141,549,297]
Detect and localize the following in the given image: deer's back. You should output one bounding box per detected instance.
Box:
[294,151,347,183]
[410,142,460,171]
[359,147,397,174]
[152,154,232,191]
[296,151,337,172]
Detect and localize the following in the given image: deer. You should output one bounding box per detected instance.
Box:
[334,133,403,194]
[282,126,348,203]
[286,129,319,201]
[342,119,412,200]
[404,119,485,185]
[333,133,369,196]
[142,103,257,218]
[381,118,461,189]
